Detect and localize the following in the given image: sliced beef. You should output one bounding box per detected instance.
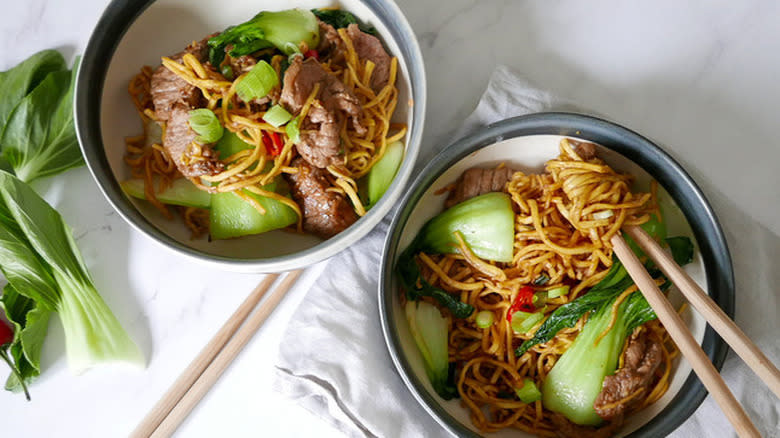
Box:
[345,24,391,93]
[150,37,210,121]
[280,57,364,168]
[594,331,663,421]
[285,157,357,238]
[317,21,346,65]
[569,139,598,161]
[164,108,223,177]
[228,54,257,77]
[150,36,223,178]
[445,166,515,208]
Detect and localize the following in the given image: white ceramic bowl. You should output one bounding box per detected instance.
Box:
[75,0,425,272]
[379,114,734,437]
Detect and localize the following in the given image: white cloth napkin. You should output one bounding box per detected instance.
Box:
[274,65,780,437]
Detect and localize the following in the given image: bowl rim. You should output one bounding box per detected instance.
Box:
[379,112,734,437]
[74,0,426,272]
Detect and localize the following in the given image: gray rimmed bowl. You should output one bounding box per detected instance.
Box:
[74,0,425,272]
[379,113,733,437]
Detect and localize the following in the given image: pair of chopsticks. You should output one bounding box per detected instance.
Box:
[611,227,780,438]
[130,269,304,438]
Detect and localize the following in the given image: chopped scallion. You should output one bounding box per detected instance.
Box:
[188,108,223,143]
[475,310,494,329]
[511,311,545,334]
[515,378,542,403]
[263,104,293,127]
[236,61,278,102]
[286,116,301,143]
[546,285,570,299]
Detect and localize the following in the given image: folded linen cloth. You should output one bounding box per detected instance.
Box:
[274,65,780,437]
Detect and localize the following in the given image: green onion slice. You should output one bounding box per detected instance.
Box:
[236,61,278,102]
[188,108,224,143]
[546,285,570,299]
[286,116,301,143]
[475,310,494,329]
[511,311,545,334]
[263,105,293,127]
[515,378,542,403]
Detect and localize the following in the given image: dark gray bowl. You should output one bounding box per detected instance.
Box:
[74,0,425,272]
[379,113,733,437]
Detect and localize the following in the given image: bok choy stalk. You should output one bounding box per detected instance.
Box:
[0,171,143,378]
[208,8,320,66]
[530,233,693,426]
[541,287,657,425]
[405,300,457,399]
[396,192,515,319]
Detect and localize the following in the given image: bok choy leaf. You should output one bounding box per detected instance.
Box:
[0,171,143,376]
[0,57,82,183]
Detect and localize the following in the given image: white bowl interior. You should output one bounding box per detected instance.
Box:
[100,0,413,258]
[391,134,707,437]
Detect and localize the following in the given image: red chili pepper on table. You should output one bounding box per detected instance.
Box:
[262,131,284,156]
[304,49,319,60]
[507,285,535,321]
[0,319,31,400]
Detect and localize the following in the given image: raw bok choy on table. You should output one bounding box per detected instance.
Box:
[0,50,142,399]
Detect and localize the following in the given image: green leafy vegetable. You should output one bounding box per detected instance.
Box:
[263,105,293,128]
[396,193,515,319]
[208,8,320,65]
[236,61,279,102]
[531,233,693,425]
[366,141,404,208]
[0,58,82,183]
[541,289,656,425]
[475,310,494,329]
[665,236,694,265]
[417,192,515,263]
[0,170,143,375]
[0,284,50,393]
[312,9,377,35]
[515,378,542,403]
[285,116,301,143]
[209,132,297,239]
[0,50,66,139]
[121,177,211,209]
[188,108,223,144]
[405,300,457,400]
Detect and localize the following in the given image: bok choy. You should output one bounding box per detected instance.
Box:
[526,228,693,426]
[0,171,143,382]
[405,300,457,400]
[396,192,515,319]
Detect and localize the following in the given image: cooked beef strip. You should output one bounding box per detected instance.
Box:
[593,331,663,421]
[316,21,346,65]
[150,36,223,178]
[280,57,364,168]
[345,24,391,93]
[569,139,598,161]
[285,157,357,238]
[444,166,515,208]
[164,108,223,177]
[228,54,257,77]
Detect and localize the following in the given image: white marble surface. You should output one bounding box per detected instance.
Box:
[1,1,779,437]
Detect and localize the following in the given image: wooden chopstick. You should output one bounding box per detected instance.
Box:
[610,233,761,438]
[625,225,780,398]
[130,273,280,438]
[132,269,303,438]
